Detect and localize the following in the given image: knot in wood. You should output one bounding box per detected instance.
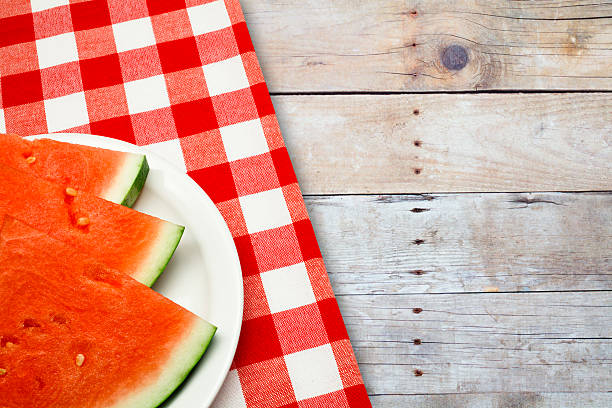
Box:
[442,45,469,71]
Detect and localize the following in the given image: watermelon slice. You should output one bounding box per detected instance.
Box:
[0,133,148,207]
[0,165,183,286]
[0,217,216,408]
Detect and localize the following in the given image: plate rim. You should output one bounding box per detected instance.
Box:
[26,133,243,407]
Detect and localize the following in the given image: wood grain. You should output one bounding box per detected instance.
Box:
[371,393,612,408]
[305,193,612,294]
[338,292,612,396]
[243,0,612,91]
[274,93,612,194]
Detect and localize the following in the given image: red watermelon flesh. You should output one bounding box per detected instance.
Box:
[0,165,183,287]
[0,217,216,408]
[0,133,148,207]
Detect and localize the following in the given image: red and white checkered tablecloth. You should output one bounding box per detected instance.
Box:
[0,1,371,406]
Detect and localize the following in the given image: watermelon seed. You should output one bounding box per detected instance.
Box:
[23,319,41,328]
[77,217,90,227]
[25,156,36,164]
[0,368,6,376]
[76,354,85,367]
[65,187,78,197]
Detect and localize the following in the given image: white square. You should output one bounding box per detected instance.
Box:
[112,17,156,53]
[124,75,170,115]
[239,188,292,234]
[36,32,78,69]
[143,139,187,173]
[220,119,268,162]
[285,344,343,401]
[0,109,5,133]
[44,92,89,132]
[211,370,247,408]
[31,0,69,12]
[261,263,316,313]
[202,56,249,97]
[187,0,231,36]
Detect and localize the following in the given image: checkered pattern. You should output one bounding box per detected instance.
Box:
[0,1,370,407]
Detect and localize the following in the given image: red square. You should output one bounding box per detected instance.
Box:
[118,46,163,82]
[344,385,372,408]
[108,0,148,23]
[1,70,43,108]
[294,220,322,262]
[306,258,334,301]
[80,54,123,90]
[196,27,239,65]
[274,304,329,355]
[242,274,271,320]
[3,102,47,135]
[238,357,297,407]
[157,37,202,74]
[232,22,254,54]
[233,234,259,277]
[146,0,186,16]
[331,340,367,389]
[75,26,116,59]
[171,98,218,137]
[165,67,208,105]
[33,5,73,39]
[41,62,83,99]
[298,390,350,408]
[179,129,226,170]
[223,0,246,24]
[318,298,349,343]
[70,0,112,31]
[84,84,129,122]
[0,2,30,19]
[230,153,280,196]
[251,82,275,118]
[188,162,237,203]
[216,198,247,237]
[151,8,192,43]
[0,42,39,76]
[261,115,284,150]
[233,315,283,368]
[241,52,265,86]
[211,87,258,128]
[131,107,178,145]
[0,13,35,48]
[283,184,309,223]
[90,115,136,144]
[271,148,297,187]
[251,224,303,272]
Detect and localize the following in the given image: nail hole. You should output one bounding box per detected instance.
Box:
[410,10,418,17]
[413,109,420,115]
[410,269,425,276]
[413,308,423,314]
[414,168,422,175]
[413,339,422,345]
[410,207,429,213]
[414,369,423,376]
[413,239,425,245]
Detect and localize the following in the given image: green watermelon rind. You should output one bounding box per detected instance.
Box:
[139,224,185,287]
[103,154,150,208]
[113,319,217,408]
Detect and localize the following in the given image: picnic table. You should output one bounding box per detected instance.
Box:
[242,1,612,406]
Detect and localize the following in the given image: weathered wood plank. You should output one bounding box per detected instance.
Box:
[274,94,612,194]
[371,393,612,408]
[338,292,612,395]
[306,193,612,294]
[243,0,612,91]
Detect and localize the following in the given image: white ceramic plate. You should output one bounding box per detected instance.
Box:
[27,134,243,408]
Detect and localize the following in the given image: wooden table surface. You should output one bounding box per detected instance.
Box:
[242,1,612,406]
